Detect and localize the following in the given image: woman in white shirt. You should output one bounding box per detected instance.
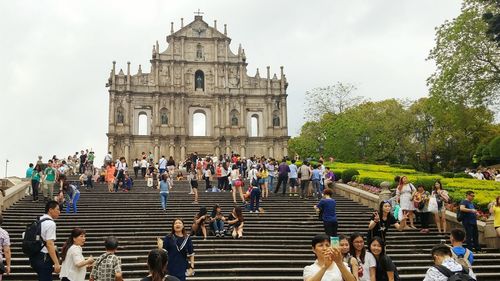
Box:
[60,228,94,281]
[303,234,356,281]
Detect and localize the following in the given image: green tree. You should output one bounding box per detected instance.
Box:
[428,0,500,106]
[304,82,364,121]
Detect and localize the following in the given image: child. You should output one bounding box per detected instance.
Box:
[89,236,122,281]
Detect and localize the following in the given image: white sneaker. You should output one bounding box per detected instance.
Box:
[249,211,254,213]
[255,210,259,213]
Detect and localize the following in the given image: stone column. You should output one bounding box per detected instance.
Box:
[240,139,246,157]
[225,98,230,128]
[181,146,186,161]
[154,94,160,134]
[282,97,288,131]
[154,139,159,163]
[215,146,220,156]
[214,38,218,62]
[181,37,185,60]
[180,96,185,135]
[169,139,175,158]
[108,138,115,157]
[225,139,231,155]
[170,63,174,86]
[109,92,115,124]
[282,140,288,158]
[124,140,130,164]
[268,146,274,159]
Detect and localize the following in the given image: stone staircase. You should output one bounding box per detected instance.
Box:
[2,178,499,281]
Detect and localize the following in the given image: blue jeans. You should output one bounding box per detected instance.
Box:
[66,192,80,213]
[212,220,224,232]
[463,222,481,251]
[250,188,261,211]
[312,180,321,199]
[268,175,274,192]
[160,192,169,210]
[29,252,54,281]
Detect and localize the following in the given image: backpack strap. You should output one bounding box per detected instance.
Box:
[464,248,471,261]
[37,217,53,243]
[433,265,453,277]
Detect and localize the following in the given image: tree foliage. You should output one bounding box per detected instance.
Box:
[304,82,364,121]
[289,96,497,172]
[428,0,500,106]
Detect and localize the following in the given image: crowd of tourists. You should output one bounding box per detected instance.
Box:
[465,167,500,181]
[16,151,500,281]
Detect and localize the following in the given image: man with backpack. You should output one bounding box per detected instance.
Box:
[90,236,123,281]
[28,201,61,281]
[450,229,474,267]
[459,191,481,252]
[423,244,476,281]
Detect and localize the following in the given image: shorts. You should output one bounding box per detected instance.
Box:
[191,180,198,188]
[289,178,298,187]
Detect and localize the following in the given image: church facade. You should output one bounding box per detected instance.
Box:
[106,15,289,163]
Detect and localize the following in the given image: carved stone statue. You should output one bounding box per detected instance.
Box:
[231,114,238,126]
[161,112,168,125]
[273,115,280,127]
[196,74,203,90]
[117,110,124,124]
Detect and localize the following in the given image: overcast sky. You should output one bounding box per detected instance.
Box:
[0,0,462,177]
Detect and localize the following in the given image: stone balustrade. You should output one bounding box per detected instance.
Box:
[333,181,500,249]
[0,177,30,213]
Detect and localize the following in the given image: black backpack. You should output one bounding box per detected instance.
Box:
[22,217,52,257]
[433,265,476,281]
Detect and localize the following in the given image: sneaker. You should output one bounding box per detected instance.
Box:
[255,210,259,213]
[220,232,225,237]
[249,211,254,213]
[216,233,220,237]
[289,193,292,197]
[294,193,299,197]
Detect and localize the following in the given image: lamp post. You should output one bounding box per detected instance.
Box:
[4,159,8,178]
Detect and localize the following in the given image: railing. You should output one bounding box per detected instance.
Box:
[0,178,30,213]
[333,182,500,249]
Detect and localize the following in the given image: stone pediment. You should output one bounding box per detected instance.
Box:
[168,16,229,42]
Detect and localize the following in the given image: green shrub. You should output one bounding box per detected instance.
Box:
[332,170,342,181]
[454,172,473,179]
[489,136,500,158]
[342,169,360,183]
[412,178,436,191]
[441,172,455,178]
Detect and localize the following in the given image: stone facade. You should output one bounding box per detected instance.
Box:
[106,15,289,163]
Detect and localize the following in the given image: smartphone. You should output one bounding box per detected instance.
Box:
[330,236,340,248]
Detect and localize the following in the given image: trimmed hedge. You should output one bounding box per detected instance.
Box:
[341,169,360,183]
[454,172,473,179]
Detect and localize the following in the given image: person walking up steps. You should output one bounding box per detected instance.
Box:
[274,158,289,196]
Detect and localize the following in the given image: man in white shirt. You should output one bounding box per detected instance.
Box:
[423,244,476,281]
[159,156,167,175]
[30,201,61,281]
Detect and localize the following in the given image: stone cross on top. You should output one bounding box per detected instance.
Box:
[194,9,204,16]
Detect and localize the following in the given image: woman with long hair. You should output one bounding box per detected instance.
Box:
[191,207,209,240]
[60,228,94,281]
[368,201,407,243]
[106,162,116,193]
[349,233,376,281]
[227,206,245,239]
[303,234,356,281]
[339,234,359,281]
[431,180,449,233]
[368,237,398,281]
[210,204,226,237]
[157,219,195,281]
[260,165,269,199]
[489,196,500,237]
[59,175,81,214]
[395,176,416,229]
[140,249,180,281]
